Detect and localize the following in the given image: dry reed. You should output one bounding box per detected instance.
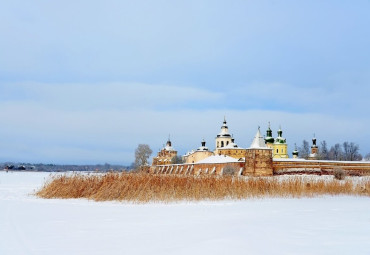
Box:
[36,173,370,203]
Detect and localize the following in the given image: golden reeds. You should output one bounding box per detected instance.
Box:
[36,173,370,203]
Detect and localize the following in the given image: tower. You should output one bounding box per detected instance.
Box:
[273,126,289,158]
[215,117,233,150]
[244,127,273,176]
[265,122,275,149]
[152,136,178,166]
[292,143,299,158]
[309,134,319,159]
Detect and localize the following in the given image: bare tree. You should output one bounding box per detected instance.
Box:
[298,140,310,159]
[342,142,361,161]
[134,144,153,169]
[319,140,329,160]
[329,143,342,160]
[171,155,183,164]
[364,153,370,161]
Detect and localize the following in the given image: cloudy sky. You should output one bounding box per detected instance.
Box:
[1,0,369,164]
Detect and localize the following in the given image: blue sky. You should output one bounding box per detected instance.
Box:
[1,0,369,164]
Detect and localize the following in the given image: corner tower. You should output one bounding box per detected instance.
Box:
[244,127,273,176]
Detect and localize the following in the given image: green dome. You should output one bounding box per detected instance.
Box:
[275,137,287,144]
[265,123,274,143]
[275,126,286,144]
[265,137,275,143]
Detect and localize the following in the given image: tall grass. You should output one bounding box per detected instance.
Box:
[36,173,370,203]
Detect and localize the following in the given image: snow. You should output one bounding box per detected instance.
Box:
[249,128,269,149]
[164,145,175,151]
[274,158,370,164]
[196,155,239,164]
[1,171,370,255]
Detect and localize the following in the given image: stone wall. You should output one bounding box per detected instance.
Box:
[244,148,273,176]
[151,149,370,177]
[273,159,370,175]
[150,162,245,176]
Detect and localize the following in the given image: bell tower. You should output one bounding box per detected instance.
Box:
[309,134,319,160]
[215,117,232,151]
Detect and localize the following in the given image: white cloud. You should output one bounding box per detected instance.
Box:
[0,82,223,110]
[1,93,369,164]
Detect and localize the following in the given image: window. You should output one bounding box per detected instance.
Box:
[221,141,224,147]
[276,149,279,153]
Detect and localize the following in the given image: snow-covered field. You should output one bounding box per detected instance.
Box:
[1,172,369,255]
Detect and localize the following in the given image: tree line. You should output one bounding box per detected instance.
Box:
[298,140,370,161]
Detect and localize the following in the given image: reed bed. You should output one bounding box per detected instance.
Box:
[36,173,370,203]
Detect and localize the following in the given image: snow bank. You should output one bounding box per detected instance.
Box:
[1,171,370,255]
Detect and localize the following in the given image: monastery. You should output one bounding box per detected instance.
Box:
[150,118,370,176]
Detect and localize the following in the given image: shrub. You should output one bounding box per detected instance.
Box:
[222,164,238,176]
[333,168,346,180]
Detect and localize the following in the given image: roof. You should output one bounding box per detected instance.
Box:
[164,145,175,151]
[249,128,268,149]
[196,155,239,164]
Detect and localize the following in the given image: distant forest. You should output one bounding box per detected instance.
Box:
[1,162,131,172]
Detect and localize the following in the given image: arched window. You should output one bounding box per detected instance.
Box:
[276,149,279,153]
[221,141,224,147]
[226,141,229,145]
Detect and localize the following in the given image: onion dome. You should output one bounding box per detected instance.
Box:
[292,144,299,157]
[274,126,287,144]
[311,134,318,148]
[265,122,275,144]
[164,135,175,151]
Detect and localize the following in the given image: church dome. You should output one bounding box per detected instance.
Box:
[216,117,231,138]
[265,123,275,144]
[274,127,286,144]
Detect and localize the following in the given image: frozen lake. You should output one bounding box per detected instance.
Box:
[0,171,369,255]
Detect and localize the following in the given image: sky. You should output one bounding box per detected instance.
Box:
[1,0,370,164]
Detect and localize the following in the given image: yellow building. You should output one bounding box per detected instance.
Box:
[183,140,214,164]
[213,118,246,160]
[217,138,245,160]
[265,124,289,159]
